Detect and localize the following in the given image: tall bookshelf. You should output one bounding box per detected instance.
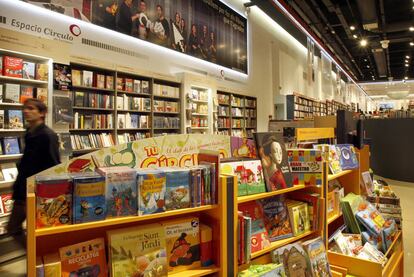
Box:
[286,92,328,120]
[186,86,210,134]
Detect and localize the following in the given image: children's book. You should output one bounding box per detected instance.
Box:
[337,144,359,170]
[260,195,293,241]
[7,110,23,129]
[231,136,257,159]
[163,217,200,273]
[4,83,20,103]
[243,159,266,195]
[287,201,310,236]
[22,61,35,79]
[3,137,20,154]
[0,193,13,214]
[96,166,138,218]
[302,237,332,277]
[361,171,374,195]
[137,169,166,215]
[199,224,213,267]
[1,163,18,182]
[272,243,312,277]
[107,223,167,277]
[35,174,72,228]
[59,238,107,277]
[220,161,248,196]
[165,168,191,210]
[73,173,106,223]
[254,132,292,191]
[328,145,342,174]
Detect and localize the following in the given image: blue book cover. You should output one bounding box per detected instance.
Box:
[165,168,190,210]
[101,167,138,218]
[7,110,23,129]
[73,174,106,223]
[3,137,20,155]
[260,195,293,241]
[130,114,138,128]
[137,169,166,215]
[337,144,359,170]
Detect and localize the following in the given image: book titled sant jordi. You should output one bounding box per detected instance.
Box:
[107,223,168,277]
[137,169,166,215]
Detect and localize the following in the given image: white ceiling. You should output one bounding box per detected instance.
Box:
[359,81,414,99]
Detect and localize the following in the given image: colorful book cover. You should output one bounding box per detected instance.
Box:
[287,149,323,172]
[96,74,106,89]
[337,144,359,170]
[36,87,48,105]
[3,56,23,78]
[254,132,292,191]
[361,171,374,195]
[107,223,167,277]
[355,202,385,236]
[7,110,23,129]
[220,161,247,196]
[125,78,133,92]
[71,69,82,86]
[53,63,72,90]
[260,195,293,241]
[22,61,35,79]
[36,63,49,81]
[35,175,72,228]
[106,75,114,90]
[238,201,271,253]
[43,253,61,277]
[20,85,34,103]
[165,168,191,210]
[1,163,18,182]
[0,193,13,214]
[289,192,320,231]
[142,80,150,94]
[4,83,20,103]
[273,243,312,277]
[199,224,213,267]
[244,160,266,195]
[231,136,257,159]
[97,167,137,218]
[53,95,74,124]
[133,80,141,93]
[302,237,331,277]
[131,114,138,128]
[116,77,124,91]
[328,145,342,174]
[163,217,200,273]
[82,70,93,87]
[3,137,20,154]
[59,238,107,277]
[73,174,106,223]
[137,169,166,215]
[287,201,310,236]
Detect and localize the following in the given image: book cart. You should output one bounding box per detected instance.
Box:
[25,134,231,277]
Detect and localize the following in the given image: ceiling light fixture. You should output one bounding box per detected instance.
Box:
[353,34,358,39]
[410,27,414,31]
[367,65,370,68]
[350,26,356,31]
[406,64,409,67]
[405,77,409,80]
[411,42,414,46]
[407,56,411,59]
[360,39,368,47]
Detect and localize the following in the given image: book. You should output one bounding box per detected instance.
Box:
[74,91,85,107]
[96,74,106,89]
[97,166,138,218]
[199,224,213,267]
[73,173,106,223]
[71,69,82,86]
[244,160,266,195]
[133,80,141,93]
[142,80,150,94]
[7,110,23,129]
[163,217,200,273]
[107,223,167,277]
[0,55,2,76]
[137,169,166,215]
[35,174,72,228]
[337,144,359,170]
[125,78,133,92]
[116,77,124,91]
[3,56,23,78]
[287,149,323,186]
[0,84,3,102]
[82,70,93,87]
[231,136,257,158]
[0,169,4,182]
[53,96,74,124]
[328,145,342,174]
[165,168,191,210]
[36,256,44,277]
[1,163,18,182]
[43,253,61,277]
[4,83,20,103]
[0,193,13,213]
[239,264,285,277]
[36,63,49,81]
[58,133,73,156]
[0,110,3,129]
[272,243,312,277]
[36,87,48,104]
[254,132,293,191]
[220,161,248,196]
[22,61,35,79]
[20,85,34,103]
[361,171,374,195]
[3,137,20,154]
[106,75,114,90]
[260,195,293,241]
[59,238,107,277]
[53,63,72,90]
[302,237,331,277]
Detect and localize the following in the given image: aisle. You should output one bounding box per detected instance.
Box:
[379,176,414,277]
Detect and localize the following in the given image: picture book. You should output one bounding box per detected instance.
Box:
[361,171,374,195]
[53,96,74,124]
[137,169,166,215]
[287,201,310,236]
[97,167,138,218]
[107,223,167,277]
[328,145,342,174]
[243,159,266,195]
[0,110,3,129]
[7,110,23,129]
[254,132,293,191]
[1,163,18,182]
[3,137,20,155]
[59,238,107,277]
[22,61,35,79]
[36,87,48,104]
[337,144,359,170]
[106,75,114,90]
[3,56,23,78]
[82,70,93,87]
[36,63,49,81]
[238,201,271,253]
[43,253,61,277]
[302,237,331,277]
[4,83,20,103]
[0,193,13,214]
[35,174,72,228]
[73,174,106,223]
[71,69,82,86]
[231,136,257,158]
[287,149,323,172]
[260,195,293,241]
[220,161,247,196]
[53,63,72,90]
[355,202,385,236]
[272,243,312,277]
[163,217,200,273]
[165,168,191,210]
[20,85,34,103]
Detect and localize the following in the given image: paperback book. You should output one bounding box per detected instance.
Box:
[302,237,331,277]
[165,168,191,210]
[137,169,166,215]
[4,83,20,103]
[53,96,74,124]
[22,61,35,79]
[20,85,34,103]
[53,63,72,90]
[3,137,20,154]
[7,110,23,129]
[260,195,293,241]
[3,56,23,78]
[1,163,18,182]
[272,243,312,277]
[337,144,359,170]
[36,63,48,81]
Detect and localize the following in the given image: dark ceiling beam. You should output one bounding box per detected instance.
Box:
[378,0,391,78]
[356,0,378,30]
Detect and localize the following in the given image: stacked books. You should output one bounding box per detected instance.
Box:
[70,133,114,150]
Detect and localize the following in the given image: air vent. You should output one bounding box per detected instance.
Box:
[81,38,148,60]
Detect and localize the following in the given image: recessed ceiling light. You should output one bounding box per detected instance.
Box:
[364,59,368,62]
[410,27,414,31]
[353,34,358,39]
[407,55,411,59]
[367,65,370,68]
[405,77,409,80]
[360,39,368,47]
[405,64,409,67]
[350,26,356,31]
[411,42,414,46]
[406,60,409,63]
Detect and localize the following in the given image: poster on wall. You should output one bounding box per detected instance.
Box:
[24,0,248,74]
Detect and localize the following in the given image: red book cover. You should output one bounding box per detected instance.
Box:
[1,193,13,214]
[200,224,213,267]
[68,158,91,172]
[125,78,133,92]
[3,56,23,78]
[20,86,34,103]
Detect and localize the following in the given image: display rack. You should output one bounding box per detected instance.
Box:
[186,86,210,134]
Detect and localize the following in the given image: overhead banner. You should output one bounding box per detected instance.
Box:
[23,0,248,74]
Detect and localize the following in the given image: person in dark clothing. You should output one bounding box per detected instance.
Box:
[7,99,60,240]
[199,25,209,60]
[188,24,201,57]
[151,4,170,47]
[116,0,139,35]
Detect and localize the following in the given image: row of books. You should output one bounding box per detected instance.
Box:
[35,164,217,228]
[116,95,151,111]
[70,133,114,151]
[117,113,149,129]
[218,118,230,128]
[71,69,113,89]
[218,106,229,116]
[232,96,244,107]
[0,109,24,129]
[0,136,20,155]
[189,102,208,114]
[189,88,208,101]
[0,163,18,182]
[153,116,180,129]
[232,107,243,117]
[245,108,256,118]
[116,77,150,93]
[0,84,48,104]
[153,84,179,98]
[117,132,150,144]
[191,117,208,128]
[217,94,230,105]
[314,144,359,175]
[232,119,244,128]
[246,118,256,128]
[0,55,48,80]
[37,217,213,277]
[74,91,113,109]
[154,99,180,113]
[72,113,113,129]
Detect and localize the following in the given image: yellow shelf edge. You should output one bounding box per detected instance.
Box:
[327,212,343,224]
[237,185,307,204]
[169,266,220,277]
[250,230,315,259]
[35,205,218,237]
[328,170,353,181]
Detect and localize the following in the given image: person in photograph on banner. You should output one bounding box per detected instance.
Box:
[116,0,139,35]
[199,25,210,60]
[208,31,217,63]
[171,12,185,53]
[151,4,170,47]
[180,18,188,53]
[137,0,151,40]
[102,0,118,30]
[188,24,201,58]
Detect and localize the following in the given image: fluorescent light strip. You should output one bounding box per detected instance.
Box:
[270,0,373,102]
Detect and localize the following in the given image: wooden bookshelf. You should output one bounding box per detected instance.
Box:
[186,86,210,133]
[71,85,114,93]
[0,154,23,161]
[0,75,48,85]
[237,185,306,203]
[328,170,353,181]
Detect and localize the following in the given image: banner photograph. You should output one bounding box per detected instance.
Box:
[25,0,248,73]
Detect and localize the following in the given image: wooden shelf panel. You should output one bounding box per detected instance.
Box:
[117,109,151,113]
[169,266,220,277]
[72,148,101,154]
[192,113,209,116]
[327,212,343,224]
[190,99,209,104]
[153,111,180,115]
[237,185,306,203]
[0,75,48,85]
[0,154,23,160]
[116,90,151,97]
[328,170,353,181]
[73,107,114,111]
[191,127,209,130]
[72,85,114,92]
[153,95,180,100]
[35,205,217,237]
[0,180,15,188]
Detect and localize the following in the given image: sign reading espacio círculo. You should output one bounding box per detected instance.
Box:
[24,0,248,74]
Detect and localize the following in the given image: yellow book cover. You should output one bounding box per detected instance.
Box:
[163,217,200,273]
[107,223,167,277]
[43,252,61,277]
[288,202,310,236]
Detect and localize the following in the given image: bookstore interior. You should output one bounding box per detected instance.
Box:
[0,0,412,276]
